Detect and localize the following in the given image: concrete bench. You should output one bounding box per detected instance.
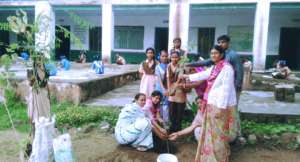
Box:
[274,84,295,102]
[250,73,300,92]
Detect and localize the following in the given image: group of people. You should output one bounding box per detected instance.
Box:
[115,35,244,162]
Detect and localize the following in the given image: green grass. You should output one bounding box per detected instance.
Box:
[0,104,29,132]
[0,101,119,133]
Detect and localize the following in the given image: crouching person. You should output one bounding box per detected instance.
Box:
[115,93,167,152]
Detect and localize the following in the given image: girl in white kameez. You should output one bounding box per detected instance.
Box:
[139,48,158,98]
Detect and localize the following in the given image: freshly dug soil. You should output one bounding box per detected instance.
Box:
[1,130,300,162]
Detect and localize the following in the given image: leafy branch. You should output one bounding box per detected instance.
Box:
[67,11,96,29]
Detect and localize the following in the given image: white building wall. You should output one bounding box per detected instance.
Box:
[53,10,300,56]
[267,13,300,55]
[114,14,169,51]
[1,2,300,59]
[55,13,102,51]
[188,27,198,53]
[54,13,170,52]
[189,11,300,56]
[189,13,255,54]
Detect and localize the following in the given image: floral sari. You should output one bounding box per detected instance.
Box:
[195,60,238,162]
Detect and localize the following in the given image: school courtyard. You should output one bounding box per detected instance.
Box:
[0,0,300,162]
[1,62,300,161]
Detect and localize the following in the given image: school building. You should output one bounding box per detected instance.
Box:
[0,0,300,70]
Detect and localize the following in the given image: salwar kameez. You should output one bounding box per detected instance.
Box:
[167,63,187,133]
[155,63,169,122]
[139,59,157,98]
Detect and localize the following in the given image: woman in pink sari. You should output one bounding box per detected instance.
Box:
[169,45,238,162]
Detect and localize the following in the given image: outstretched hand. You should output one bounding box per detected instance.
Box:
[178,74,189,80]
[160,128,168,136]
[155,127,168,140]
[163,91,169,96]
[168,132,179,141]
[159,129,168,140]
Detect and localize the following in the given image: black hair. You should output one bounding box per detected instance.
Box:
[146,47,155,54]
[170,50,180,57]
[145,47,155,60]
[173,37,181,43]
[151,91,162,107]
[134,93,146,102]
[278,60,287,67]
[151,90,162,99]
[160,50,168,56]
[211,45,225,59]
[217,35,230,43]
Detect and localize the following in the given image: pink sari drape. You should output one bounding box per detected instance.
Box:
[194,67,207,99]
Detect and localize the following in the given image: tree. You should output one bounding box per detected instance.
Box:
[0,9,83,160]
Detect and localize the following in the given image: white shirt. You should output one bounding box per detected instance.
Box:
[189,64,237,109]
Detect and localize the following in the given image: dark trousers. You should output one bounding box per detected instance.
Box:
[169,101,186,133]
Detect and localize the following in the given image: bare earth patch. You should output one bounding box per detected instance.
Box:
[1,130,300,162]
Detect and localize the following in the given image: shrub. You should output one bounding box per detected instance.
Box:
[54,103,119,128]
[242,120,300,136]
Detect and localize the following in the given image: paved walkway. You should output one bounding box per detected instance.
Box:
[85,81,140,107]
[239,91,300,115]
[85,81,300,115]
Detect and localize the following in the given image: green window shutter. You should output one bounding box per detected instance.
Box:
[228,26,254,52]
[114,27,123,49]
[89,27,101,52]
[114,26,144,49]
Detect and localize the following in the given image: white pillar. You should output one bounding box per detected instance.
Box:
[101,1,114,64]
[168,0,190,51]
[35,1,55,60]
[252,0,270,71]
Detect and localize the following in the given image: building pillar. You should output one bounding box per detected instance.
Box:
[35,1,55,60]
[252,0,270,71]
[168,0,190,52]
[101,1,114,64]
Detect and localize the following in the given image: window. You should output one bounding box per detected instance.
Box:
[89,26,102,52]
[228,26,254,52]
[114,26,144,50]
